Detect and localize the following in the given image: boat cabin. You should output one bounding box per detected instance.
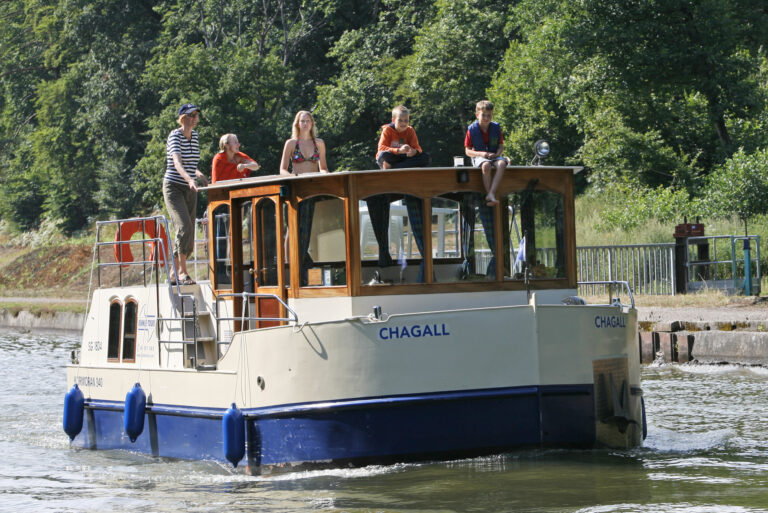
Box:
[204,165,579,328]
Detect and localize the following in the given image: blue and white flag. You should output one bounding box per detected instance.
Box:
[399,247,407,282]
[514,236,526,271]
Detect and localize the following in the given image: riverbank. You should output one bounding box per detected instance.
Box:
[0,307,84,332]
[0,295,87,332]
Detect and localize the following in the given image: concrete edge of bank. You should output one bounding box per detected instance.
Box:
[0,308,84,332]
[640,322,768,366]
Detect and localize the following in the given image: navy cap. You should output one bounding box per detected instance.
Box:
[178,103,200,116]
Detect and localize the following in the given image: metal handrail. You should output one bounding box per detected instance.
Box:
[94,216,177,284]
[215,292,299,325]
[578,280,635,309]
[189,216,209,280]
[213,292,298,357]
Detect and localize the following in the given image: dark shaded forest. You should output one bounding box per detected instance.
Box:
[2,0,768,233]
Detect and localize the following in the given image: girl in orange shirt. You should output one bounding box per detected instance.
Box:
[211,134,260,183]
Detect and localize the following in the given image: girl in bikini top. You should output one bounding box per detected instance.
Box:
[279,110,329,175]
[292,139,320,163]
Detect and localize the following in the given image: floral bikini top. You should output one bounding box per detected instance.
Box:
[292,139,320,163]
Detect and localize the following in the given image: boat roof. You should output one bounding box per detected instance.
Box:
[202,165,584,192]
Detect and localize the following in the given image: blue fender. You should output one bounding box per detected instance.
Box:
[123,383,146,443]
[63,384,85,441]
[222,403,245,467]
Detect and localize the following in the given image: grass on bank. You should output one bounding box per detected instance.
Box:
[0,301,87,316]
[575,193,768,246]
[583,289,766,308]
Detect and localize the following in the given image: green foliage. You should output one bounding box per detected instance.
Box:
[492,0,768,191]
[578,108,689,190]
[596,185,703,232]
[32,72,100,233]
[2,0,768,235]
[315,0,434,170]
[402,0,515,165]
[703,147,768,232]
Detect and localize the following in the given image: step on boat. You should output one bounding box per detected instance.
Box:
[63,163,645,474]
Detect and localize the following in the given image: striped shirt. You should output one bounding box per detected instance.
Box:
[165,128,199,185]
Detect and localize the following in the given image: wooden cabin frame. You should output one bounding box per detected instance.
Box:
[205,166,579,321]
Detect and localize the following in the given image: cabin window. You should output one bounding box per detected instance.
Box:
[255,199,278,287]
[503,188,566,280]
[298,195,347,287]
[360,194,425,284]
[240,201,254,292]
[431,192,495,282]
[213,204,231,288]
[107,300,122,361]
[122,300,137,362]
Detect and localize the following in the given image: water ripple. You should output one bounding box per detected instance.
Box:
[3,332,768,512]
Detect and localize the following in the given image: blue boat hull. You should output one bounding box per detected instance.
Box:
[71,385,596,472]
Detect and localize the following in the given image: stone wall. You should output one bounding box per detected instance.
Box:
[639,320,768,365]
[0,308,84,332]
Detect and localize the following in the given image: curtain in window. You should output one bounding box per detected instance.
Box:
[365,195,394,267]
[404,196,426,282]
[298,198,316,285]
[460,193,496,278]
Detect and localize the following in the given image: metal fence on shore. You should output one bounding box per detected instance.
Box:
[577,243,677,296]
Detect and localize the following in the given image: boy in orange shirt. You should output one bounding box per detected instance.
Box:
[376,105,431,169]
[464,100,506,205]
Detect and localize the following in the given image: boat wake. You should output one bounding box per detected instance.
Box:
[254,462,411,482]
[677,363,768,377]
[642,426,735,453]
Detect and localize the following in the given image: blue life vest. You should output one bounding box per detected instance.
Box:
[468,121,501,153]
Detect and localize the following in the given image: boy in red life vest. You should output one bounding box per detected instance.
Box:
[376,105,431,169]
[464,100,507,205]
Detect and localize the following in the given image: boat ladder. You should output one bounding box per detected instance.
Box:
[155,290,219,370]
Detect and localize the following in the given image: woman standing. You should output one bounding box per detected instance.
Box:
[279,111,329,175]
[163,103,209,285]
[211,133,260,183]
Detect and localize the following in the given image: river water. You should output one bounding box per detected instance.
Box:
[1,330,767,513]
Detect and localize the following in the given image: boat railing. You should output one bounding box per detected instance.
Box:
[188,216,209,282]
[577,280,635,309]
[92,216,177,288]
[88,216,204,365]
[214,292,299,355]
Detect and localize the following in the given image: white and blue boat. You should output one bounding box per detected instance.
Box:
[64,164,645,474]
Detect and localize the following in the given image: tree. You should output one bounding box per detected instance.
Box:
[0,0,55,229]
[488,7,581,168]
[136,0,366,208]
[21,0,161,232]
[562,0,768,164]
[703,147,768,235]
[402,0,516,166]
[492,0,768,192]
[315,0,434,170]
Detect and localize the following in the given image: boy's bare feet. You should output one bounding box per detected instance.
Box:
[486,194,499,206]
